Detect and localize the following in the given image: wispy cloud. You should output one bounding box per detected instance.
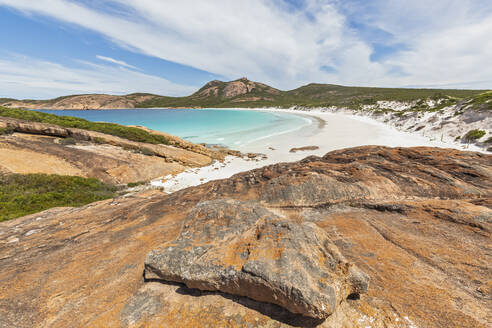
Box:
[96,55,136,69]
[0,54,195,99]
[0,0,491,93]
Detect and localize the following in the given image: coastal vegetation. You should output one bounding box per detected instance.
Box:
[463,129,486,141]
[0,126,14,135]
[59,137,77,145]
[466,91,492,109]
[127,181,147,187]
[134,79,485,109]
[0,173,117,222]
[0,106,169,144]
[1,79,487,111]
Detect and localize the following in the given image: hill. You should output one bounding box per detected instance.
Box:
[0,78,488,110]
[0,93,158,110]
[136,78,487,109]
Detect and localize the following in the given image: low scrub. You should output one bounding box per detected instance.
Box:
[0,107,169,145]
[0,173,118,222]
[0,127,14,135]
[59,137,76,145]
[469,91,492,106]
[127,181,147,188]
[463,129,486,141]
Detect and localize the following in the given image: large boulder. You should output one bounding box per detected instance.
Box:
[144,199,369,320]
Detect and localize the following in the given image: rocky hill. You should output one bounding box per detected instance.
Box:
[0,93,158,110]
[1,146,490,327]
[1,78,486,110]
[191,77,281,101]
[136,78,487,109]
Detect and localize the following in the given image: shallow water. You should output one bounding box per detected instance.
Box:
[39,108,312,148]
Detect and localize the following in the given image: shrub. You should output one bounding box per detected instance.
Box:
[462,129,486,141]
[127,181,147,188]
[140,147,155,156]
[0,173,117,222]
[0,127,14,135]
[59,137,76,145]
[93,137,105,144]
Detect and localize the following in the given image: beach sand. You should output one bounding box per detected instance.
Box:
[151,109,484,193]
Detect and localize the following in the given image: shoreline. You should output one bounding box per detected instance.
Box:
[151,107,487,193]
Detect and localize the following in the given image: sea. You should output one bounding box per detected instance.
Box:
[39,108,312,149]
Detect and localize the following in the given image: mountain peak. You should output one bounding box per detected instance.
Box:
[192,78,280,100]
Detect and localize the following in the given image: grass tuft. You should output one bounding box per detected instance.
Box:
[463,129,486,141]
[0,127,14,135]
[0,173,118,222]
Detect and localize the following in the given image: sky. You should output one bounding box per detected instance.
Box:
[0,0,491,99]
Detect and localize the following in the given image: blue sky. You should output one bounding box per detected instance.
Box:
[0,0,491,99]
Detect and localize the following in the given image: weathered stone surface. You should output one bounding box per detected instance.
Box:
[289,145,320,152]
[0,117,216,183]
[144,199,369,319]
[0,146,490,327]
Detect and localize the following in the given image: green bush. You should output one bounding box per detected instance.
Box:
[469,91,492,106]
[59,137,76,145]
[0,127,14,135]
[463,129,486,141]
[0,173,117,222]
[140,147,155,156]
[93,137,105,144]
[127,181,147,188]
[0,107,169,145]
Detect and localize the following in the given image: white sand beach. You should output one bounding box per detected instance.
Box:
[151,108,484,193]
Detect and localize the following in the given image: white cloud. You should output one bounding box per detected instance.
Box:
[0,55,195,99]
[0,0,491,92]
[96,55,136,69]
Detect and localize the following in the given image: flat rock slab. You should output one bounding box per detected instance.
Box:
[144,199,369,320]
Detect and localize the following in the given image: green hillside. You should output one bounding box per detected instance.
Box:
[135,79,486,109]
[1,78,488,110]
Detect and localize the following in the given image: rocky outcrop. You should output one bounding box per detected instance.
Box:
[0,146,490,327]
[289,145,319,152]
[129,124,224,160]
[191,77,281,101]
[0,117,216,184]
[144,199,369,320]
[0,117,213,167]
[0,93,158,110]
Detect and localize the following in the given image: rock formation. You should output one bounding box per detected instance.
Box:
[144,199,369,320]
[289,145,320,152]
[0,146,490,327]
[0,117,218,184]
[191,77,280,102]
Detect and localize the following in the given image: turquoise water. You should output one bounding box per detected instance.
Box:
[39,109,312,148]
